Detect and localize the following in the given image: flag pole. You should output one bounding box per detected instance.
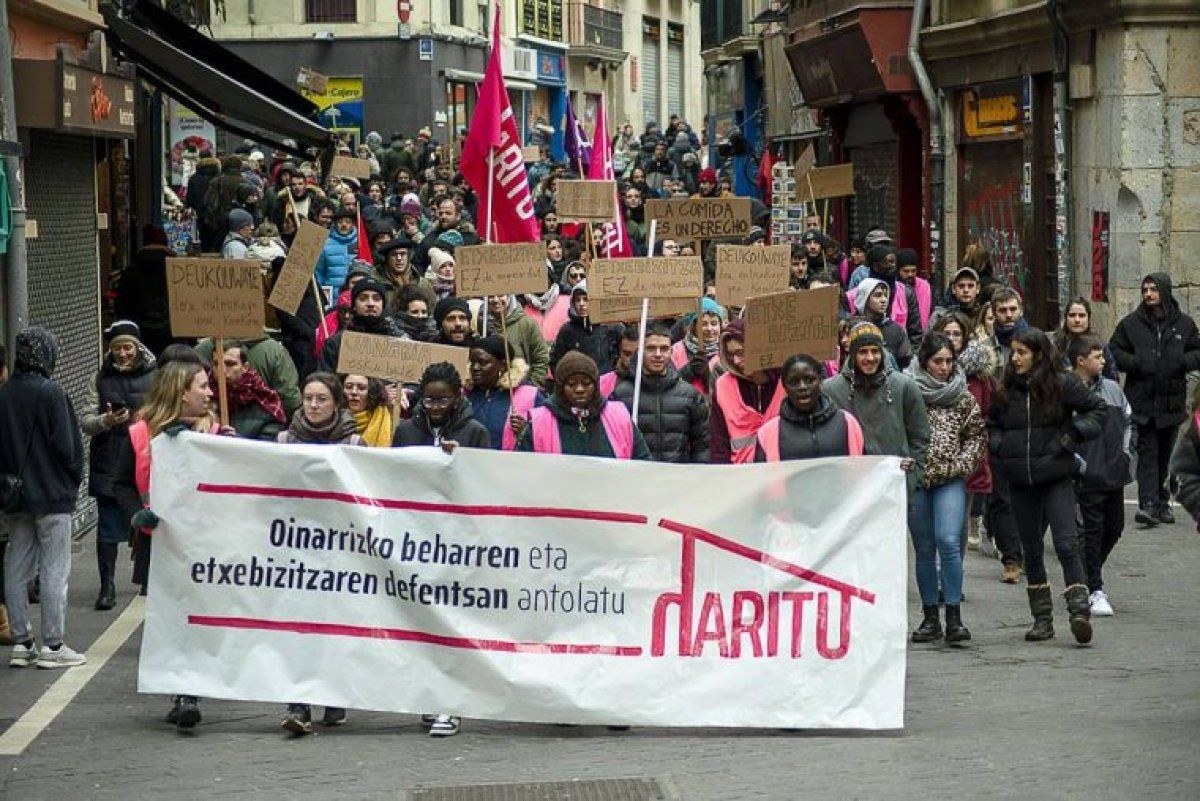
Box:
[631,219,657,424]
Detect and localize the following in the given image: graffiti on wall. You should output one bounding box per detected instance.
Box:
[960,145,1027,293]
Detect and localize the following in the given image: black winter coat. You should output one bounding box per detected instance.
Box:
[0,373,84,514]
[1108,272,1200,427]
[392,399,491,449]
[988,372,1106,487]
[754,395,855,461]
[87,361,155,499]
[551,315,622,374]
[1169,417,1200,523]
[611,366,709,463]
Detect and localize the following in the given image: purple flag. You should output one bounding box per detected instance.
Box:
[564,98,592,174]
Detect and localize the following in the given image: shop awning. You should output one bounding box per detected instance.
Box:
[100,0,332,159]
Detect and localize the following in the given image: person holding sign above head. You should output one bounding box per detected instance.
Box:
[518,352,650,460]
[314,209,360,301]
[823,322,929,496]
[481,295,549,388]
[343,375,395,447]
[319,279,407,373]
[852,278,914,369]
[754,354,864,461]
[905,333,987,645]
[708,319,785,464]
[467,336,546,451]
[670,297,726,398]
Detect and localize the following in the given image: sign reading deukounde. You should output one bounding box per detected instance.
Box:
[140,435,908,729]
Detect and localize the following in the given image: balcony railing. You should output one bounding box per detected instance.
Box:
[566,1,624,51]
[305,0,356,24]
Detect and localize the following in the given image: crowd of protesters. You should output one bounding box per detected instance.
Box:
[3,119,1200,739]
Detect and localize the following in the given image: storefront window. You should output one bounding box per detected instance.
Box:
[446,81,476,141]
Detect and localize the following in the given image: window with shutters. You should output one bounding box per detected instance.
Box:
[642,17,661,124]
[305,0,356,23]
[667,23,684,117]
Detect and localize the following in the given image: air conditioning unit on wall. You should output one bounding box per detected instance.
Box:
[503,45,537,81]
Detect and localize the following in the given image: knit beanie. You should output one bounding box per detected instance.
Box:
[429,248,455,274]
[14,326,59,377]
[228,208,254,233]
[473,335,509,362]
[700,296,728,322]
[400,199,423,218]
[699,167,717,183]
[868,245,894,267]
[434,296,471,327]
[896,248,919,268]
[351,278,389,305]
[847,321,884,356]
[104,319,142,349]
[555,350,599,385]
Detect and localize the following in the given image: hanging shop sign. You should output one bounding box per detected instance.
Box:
[13,55,136,138]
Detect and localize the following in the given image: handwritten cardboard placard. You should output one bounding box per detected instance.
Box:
[297,67,329,94]
[801,164,854,200]
[455,243,547,297]
[645,198,752,241]
[588,296,698,325]
[557,180,617,221]
[329,155,373,179]
[268,220,328,315]
[167,258,265,338]
[336,332,470,384]
[521,145,541,163]
[744,286,840,371]
[715,244,792,307]
[588,257,703,301]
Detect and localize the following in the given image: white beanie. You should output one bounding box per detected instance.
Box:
[429,248,455,273]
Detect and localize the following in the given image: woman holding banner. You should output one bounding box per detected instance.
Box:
[517,352,650,460]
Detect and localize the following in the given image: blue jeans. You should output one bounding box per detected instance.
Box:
[910,480,967,606]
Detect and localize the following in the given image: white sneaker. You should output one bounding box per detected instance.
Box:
[428,714,460,737]
[10,642,38,668]
[36,644,87,669]
[1089,590,1114,617]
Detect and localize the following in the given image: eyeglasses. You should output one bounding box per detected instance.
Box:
[421,396,454,409]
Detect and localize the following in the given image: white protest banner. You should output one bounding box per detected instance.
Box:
[140,435,907,729]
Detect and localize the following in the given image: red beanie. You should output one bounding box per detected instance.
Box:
[699,168,718,183]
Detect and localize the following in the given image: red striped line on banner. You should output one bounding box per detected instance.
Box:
[187,615,644,656]
[657,519,877,604]
[195,483,648,525]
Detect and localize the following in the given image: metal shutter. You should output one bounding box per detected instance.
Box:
[24,132,99,537]
[846,141,898,246]
[667,40,683,120]
[642,35,660,125]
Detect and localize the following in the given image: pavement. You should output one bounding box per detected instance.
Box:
[1,500,1199,800]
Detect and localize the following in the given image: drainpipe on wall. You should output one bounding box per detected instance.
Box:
[908,0,944,287]
[0,0,30,351]
[1048,0,1073,318]
[248,0,257,27]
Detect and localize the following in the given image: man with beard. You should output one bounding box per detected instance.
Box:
[319,279,406,371]
[432,297,476,349]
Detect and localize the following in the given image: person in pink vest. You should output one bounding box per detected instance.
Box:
[755,354,864,461]
[845,245,923,347]
[466,336,546,451]
[516,351,650,460]
[896,248,933,330]
[670,297,726,398]
[709,319,785,464]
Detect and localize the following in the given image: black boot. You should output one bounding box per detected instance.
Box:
[1063,584,1093,645]
[911,605,942,643]
[95,542,118,611]
[943,604,971,643]
[1025,584,1054,641]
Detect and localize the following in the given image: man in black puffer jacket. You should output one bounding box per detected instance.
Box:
[1109,272,1200,526]
[612,325,709,463]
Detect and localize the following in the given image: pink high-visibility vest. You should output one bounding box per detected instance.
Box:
[501,384,541,452]
[713,373,784,464]
[529,401,634,458]
[756,412,864,461]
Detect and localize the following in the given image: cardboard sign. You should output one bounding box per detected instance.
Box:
[329,155,373,179]
[336,332,470,383]
[268,220,328,315]
[715,244,792,307]
[801,164,854,200]
[645,198,752,241]
[521,145,541,163]
[557,180,617,221]
[744,286,840,371]
[588,296,698,325]
[167,258,265,338]
[297,68,329,94]
[588,257,703,300]
[455,243,547,297]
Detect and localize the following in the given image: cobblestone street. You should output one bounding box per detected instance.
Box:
[3,500,1198,800]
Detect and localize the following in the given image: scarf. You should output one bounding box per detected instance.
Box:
[957,340,991,380]
[287,407,359,443]
[354,405,393,447]
[683,333,719,360]
[350,313,397,336]
[428,273,455,300]
[994,317,1029,348]
[526,284,561,312]
[626,203,645,224]
[907,361,968,408]
[227,367,286,423]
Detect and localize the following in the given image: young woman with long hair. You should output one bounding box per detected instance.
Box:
[1051,297,1118,380]
[987,328,1105,645]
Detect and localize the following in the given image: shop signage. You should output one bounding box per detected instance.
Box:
[536,50,566,87]
[962,85,1023,140]
[13,56,136,138]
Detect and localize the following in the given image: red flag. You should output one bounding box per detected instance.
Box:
[459,6,540,243]
[758,147,775,209]
[356,206,372,263]
[587,98,633,257]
